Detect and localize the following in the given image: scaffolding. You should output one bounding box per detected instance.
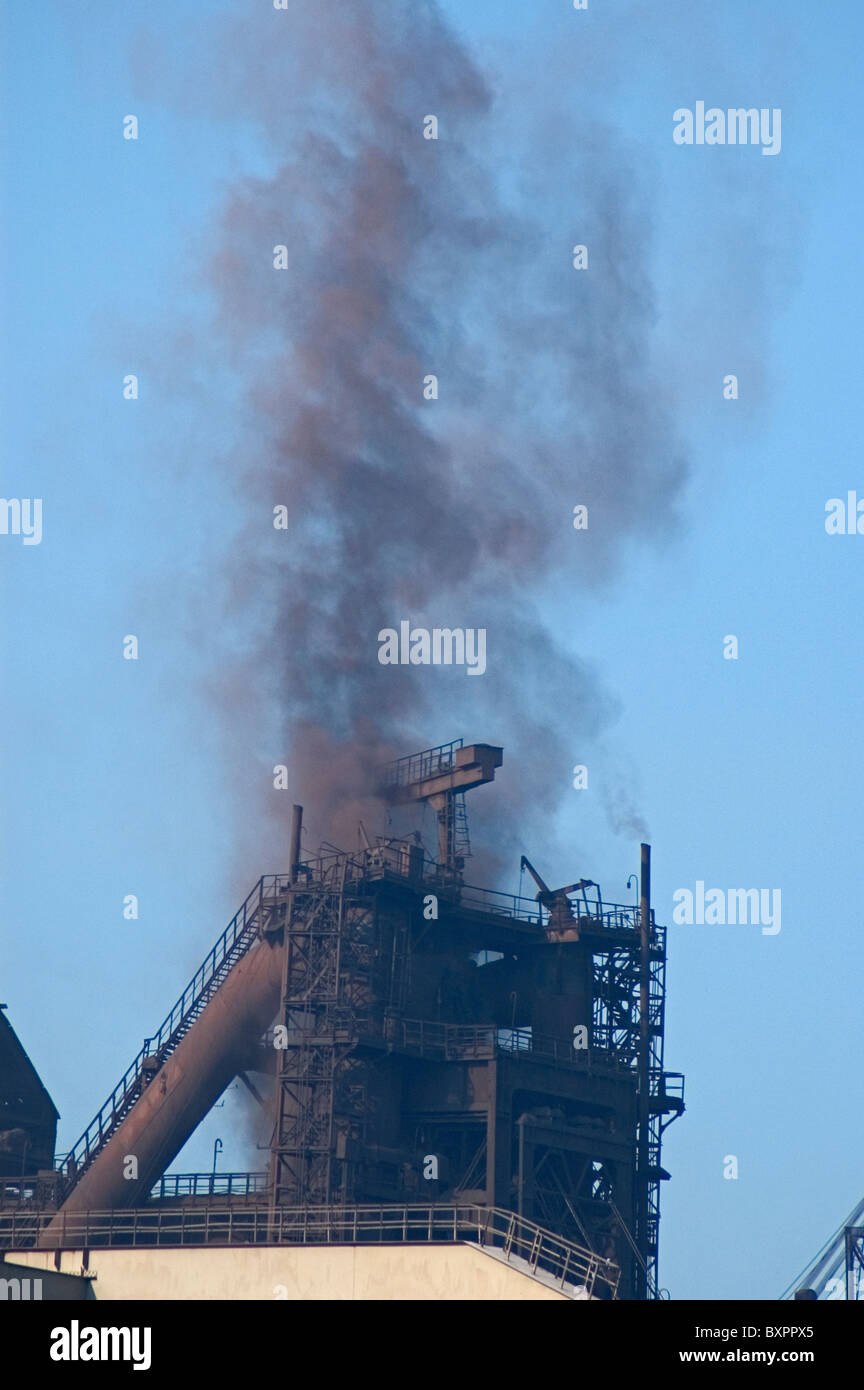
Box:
[14,742,683,1300]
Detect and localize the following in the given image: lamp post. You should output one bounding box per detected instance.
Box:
[211,1137,223,1193]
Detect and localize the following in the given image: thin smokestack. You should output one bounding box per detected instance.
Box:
[636,841,652,1299]
[288,804,303,883]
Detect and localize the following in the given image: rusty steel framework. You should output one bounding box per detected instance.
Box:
[2,740,684,1300]
[264,743,683,1296]
[268,859,383,1207]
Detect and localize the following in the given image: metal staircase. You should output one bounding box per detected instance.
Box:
[58,877,288,1194]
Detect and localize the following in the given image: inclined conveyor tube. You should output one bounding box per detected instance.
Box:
[41,933,284,1243]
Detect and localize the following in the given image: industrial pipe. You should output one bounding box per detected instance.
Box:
[636,842,651,1299]
[289,804,303,884]
[41,933,285,1243]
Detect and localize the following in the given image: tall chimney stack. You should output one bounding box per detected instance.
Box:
[289,804,303,884]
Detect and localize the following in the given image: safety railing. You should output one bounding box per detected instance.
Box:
[53,843,665,1199]
[150,1172,269,1199]
[0,1202,619,1298]
[376,739,464,790]
[294,840,660,944]
[397,1018,497,1059]
[58,876,285,1185]
[388,1017,631,1075]
[0,1174,63,1211]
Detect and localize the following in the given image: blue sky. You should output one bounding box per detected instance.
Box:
[2,0,862,1299]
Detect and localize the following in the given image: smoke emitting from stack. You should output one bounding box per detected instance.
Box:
[139,0,690,861]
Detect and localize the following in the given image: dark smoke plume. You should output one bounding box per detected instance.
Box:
[136,0,688,872]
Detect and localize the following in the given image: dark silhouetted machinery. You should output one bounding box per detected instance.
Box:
[0,740,684,1299]
[0,1008,58,1181]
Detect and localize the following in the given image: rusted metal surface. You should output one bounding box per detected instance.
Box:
[26,741,683,1298]
[41,934,285,1242]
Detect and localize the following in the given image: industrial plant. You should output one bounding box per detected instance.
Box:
[1,740,686,1300]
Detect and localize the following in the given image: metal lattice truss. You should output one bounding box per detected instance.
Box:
[780,1198,864,1299]
[591,921,683,1297]
[269,869,379,1208]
